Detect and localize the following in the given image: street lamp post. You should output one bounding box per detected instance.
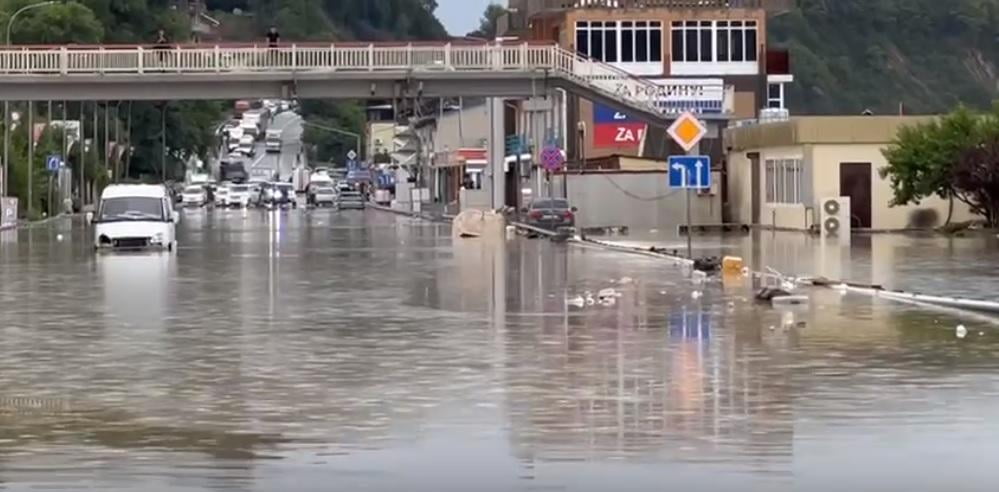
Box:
[2,1,59,197]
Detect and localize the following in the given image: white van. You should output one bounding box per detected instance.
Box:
[89,184,177,251]
[265,129,282,153]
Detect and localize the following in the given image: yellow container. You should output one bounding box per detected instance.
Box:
[722,256,745,275]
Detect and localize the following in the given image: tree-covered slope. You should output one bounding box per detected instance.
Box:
[769,0,999,114]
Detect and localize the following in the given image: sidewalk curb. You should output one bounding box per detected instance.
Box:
[2,214,75,231]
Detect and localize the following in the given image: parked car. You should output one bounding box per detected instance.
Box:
[226,183,253,208]
[89,184,177,251]
[336,189,365,210]
[259,182,296,209]
[238,134,255,157]
[311,186,336,207]
[274,182,296,208]
[214,182,231,207]
[247,182,263,207]
[181,185,208,207]
[522,198,576,231]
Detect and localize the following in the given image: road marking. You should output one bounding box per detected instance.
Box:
[250,152,268,169]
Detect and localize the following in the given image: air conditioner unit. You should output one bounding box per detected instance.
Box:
[818,197,851,239]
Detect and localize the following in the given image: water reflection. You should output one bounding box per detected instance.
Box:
[97,251,175,329]
[4,213,999,489]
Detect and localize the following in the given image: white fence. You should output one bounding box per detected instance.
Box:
[0,43,678,118]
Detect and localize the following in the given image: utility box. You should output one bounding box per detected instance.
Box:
[1,197,18,229]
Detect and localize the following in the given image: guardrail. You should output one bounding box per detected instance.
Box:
[0,42,671,119]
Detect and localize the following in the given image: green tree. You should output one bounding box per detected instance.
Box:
[769,0,999,114]
[299,99,364,165]
[1,0,103,44]
[880,105,999,226]
[467,3,505,39]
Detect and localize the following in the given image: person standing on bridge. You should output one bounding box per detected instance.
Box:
[265,26,280,67]
[266,26,280,48]
[154,29,170,69]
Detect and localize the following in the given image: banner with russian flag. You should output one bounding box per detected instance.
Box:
[593,104,647,148]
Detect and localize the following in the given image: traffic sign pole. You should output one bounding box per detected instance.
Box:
[685,146,695,259]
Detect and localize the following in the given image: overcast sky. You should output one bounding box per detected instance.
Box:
[437,0,498,36]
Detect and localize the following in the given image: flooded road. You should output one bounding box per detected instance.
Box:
[2,210,999,491]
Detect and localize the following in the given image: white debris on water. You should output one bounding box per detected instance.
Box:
[56,234,63,242]
[619,277,635,285]
[956,325,968,339]
[597,288,622,300]
[691,291,702,300]
[566,296,585,308]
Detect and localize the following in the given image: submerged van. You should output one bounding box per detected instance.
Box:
[89,184,177,251]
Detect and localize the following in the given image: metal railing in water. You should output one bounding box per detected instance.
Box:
[0,42,673,118]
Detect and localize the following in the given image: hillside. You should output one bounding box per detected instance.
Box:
[207,0,447,41]
[769,0,999,115]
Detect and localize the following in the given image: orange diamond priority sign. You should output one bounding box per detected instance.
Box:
[667,112,707,152]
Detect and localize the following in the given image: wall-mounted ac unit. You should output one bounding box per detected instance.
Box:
[818,197,851,239]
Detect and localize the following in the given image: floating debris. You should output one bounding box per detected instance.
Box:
[691,291,703,300]
[956,325,968,339]
[597,288,622,301]
[755,287,791,302]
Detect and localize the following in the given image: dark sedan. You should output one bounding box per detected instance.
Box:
[522,198,576,231]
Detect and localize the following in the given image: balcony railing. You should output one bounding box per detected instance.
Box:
[0,42,680,119]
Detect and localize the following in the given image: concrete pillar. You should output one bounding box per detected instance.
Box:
[488,97,505,210]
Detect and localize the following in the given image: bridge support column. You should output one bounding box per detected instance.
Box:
[488,97,505,211]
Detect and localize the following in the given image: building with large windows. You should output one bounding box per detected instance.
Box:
[501,0,794,167]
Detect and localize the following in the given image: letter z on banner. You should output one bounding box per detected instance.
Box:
[593,104,647,149]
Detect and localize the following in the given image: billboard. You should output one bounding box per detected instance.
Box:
[611,78,729,115]
[593,104,646,149]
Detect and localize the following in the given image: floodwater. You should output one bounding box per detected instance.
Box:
[2,210,999,491]
[600,229,999,299]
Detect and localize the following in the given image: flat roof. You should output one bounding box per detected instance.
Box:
[724,115,937,151]
[101,184,168,199]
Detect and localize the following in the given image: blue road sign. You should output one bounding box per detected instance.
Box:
[45,155,62,173]
[668,155,711,189]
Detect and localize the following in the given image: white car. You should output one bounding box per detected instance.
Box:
[214,183,230,207]
[226,183,253,208]
[181,185,207,207]
[238,134,255,157]
[90,184,177,251]
[311,186,336,207]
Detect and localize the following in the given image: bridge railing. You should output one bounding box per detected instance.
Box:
[0,43,666,117]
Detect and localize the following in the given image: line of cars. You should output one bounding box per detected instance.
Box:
[304,168,366,210]
[179,180,297,209]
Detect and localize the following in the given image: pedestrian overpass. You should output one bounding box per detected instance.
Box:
[0,42,699,125]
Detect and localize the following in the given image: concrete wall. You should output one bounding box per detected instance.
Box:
[566,171,721,230]
[810,144,976,230]
[727,142,978,231]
